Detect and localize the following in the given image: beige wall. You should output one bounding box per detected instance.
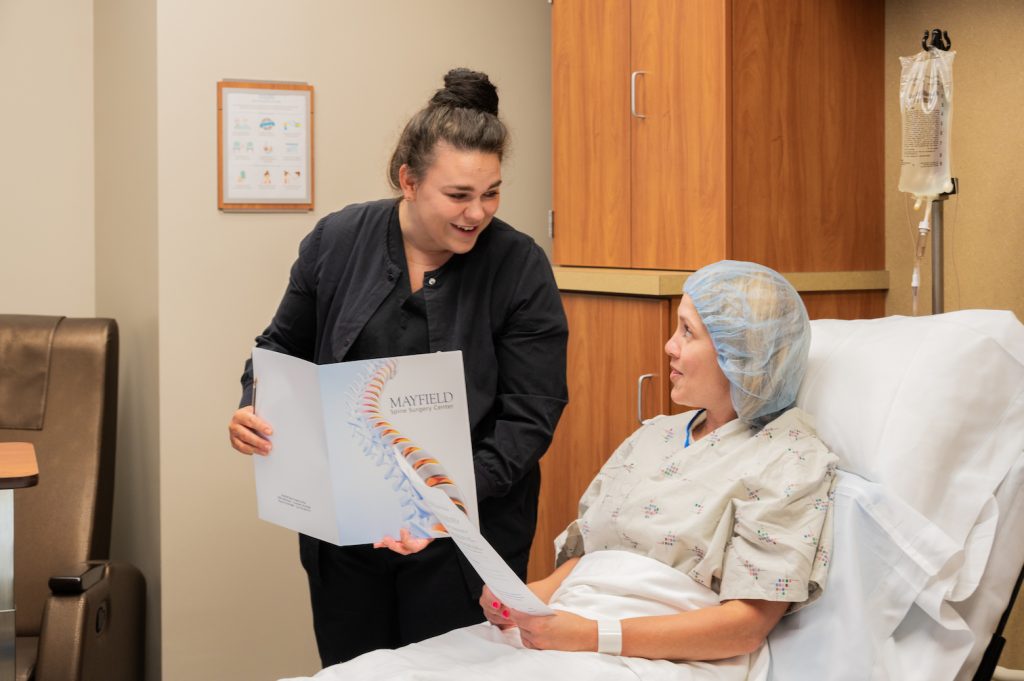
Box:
[154,2,551,679]
[0,0,95,316]
[5,0,550,679]
[886,1,1024,320]
[94,0,161,678]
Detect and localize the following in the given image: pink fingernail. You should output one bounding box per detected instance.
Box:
[492,601,500,609]
[502,609,510,618]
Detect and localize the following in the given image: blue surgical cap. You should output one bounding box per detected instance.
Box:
[682,260,810,428]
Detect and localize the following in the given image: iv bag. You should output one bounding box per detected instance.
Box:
[898,48,955,199]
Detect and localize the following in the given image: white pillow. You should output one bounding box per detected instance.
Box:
[797,311,1024,558]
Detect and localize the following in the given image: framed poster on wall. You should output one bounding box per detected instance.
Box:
[217,80,314,212]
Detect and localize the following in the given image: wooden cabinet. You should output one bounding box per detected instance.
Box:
[631,0,730,270]
[528,293,670,581]
[532,0,887,584]
[551,0,885,273]
[551,1,631,268]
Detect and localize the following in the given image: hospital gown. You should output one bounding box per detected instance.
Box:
[556,407,837,608]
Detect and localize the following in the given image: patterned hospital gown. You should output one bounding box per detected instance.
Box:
[555,407,837,607]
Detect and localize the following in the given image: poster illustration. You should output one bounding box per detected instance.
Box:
[218,81,313,210]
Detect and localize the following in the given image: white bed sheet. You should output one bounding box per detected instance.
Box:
[770,454,1024,681]
[283,550,769,681]
[768,471,964,680]
[952,454,1024,681]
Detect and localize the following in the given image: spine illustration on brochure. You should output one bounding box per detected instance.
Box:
[348,358,468,536]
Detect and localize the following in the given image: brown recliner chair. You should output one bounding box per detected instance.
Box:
[0,315,145,681]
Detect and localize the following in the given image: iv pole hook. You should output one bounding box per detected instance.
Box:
[922,29,951,51]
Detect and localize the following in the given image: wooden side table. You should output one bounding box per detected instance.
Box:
[0,442,38,681]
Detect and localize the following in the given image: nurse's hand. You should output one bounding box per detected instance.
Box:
[374,528,433,555]
[229,406,273,456]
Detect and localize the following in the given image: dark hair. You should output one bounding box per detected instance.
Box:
[388,68,508,190]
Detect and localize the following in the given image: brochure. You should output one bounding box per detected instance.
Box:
[391,448,554,615]
[251,348,478,546]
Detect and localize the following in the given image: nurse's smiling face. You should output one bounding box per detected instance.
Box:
[398,141,502,264]
[664,295,734,420]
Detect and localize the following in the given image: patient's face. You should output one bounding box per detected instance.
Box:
[664,296,733,414]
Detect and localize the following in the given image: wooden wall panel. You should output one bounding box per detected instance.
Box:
[552,0,632,267]
[801,290,886,320]
[731,0,885,272]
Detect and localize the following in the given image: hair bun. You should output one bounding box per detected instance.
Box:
[430,68,499,116]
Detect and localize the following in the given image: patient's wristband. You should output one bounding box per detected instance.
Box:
[597,619,623,655]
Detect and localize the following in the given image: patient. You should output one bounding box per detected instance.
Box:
[285,260,837,681]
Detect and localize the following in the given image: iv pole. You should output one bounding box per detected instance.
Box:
[930,177,957,313]
[920,29,956,315]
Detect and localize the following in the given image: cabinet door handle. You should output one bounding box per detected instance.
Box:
[637,373,655,424]
[630,70,647,119]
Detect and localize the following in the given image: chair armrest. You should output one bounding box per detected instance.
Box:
[48,562,105,594]
[35,560,145,681]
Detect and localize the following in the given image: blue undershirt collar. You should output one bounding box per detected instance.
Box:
[684,409,707,448]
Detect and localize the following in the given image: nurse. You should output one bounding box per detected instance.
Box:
[227,68,569,666]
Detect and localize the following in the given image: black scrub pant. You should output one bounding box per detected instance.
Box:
[300,535,486,667]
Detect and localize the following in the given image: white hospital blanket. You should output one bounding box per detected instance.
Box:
[283,550,769,681]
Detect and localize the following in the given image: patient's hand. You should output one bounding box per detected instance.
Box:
[480,585,517,630]
[373,528,433,555]
[511,610,597,652]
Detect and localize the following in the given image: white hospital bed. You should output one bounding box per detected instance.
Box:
[774,310,1024,681]
[288,310,1024,681]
